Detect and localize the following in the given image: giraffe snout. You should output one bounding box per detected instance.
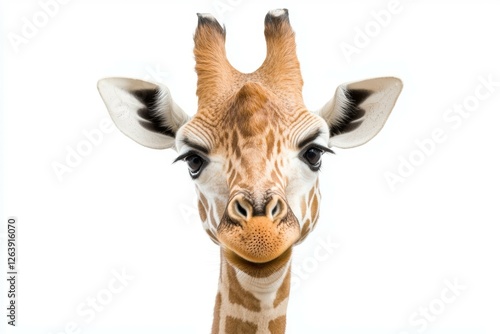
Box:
[218,192,300,263]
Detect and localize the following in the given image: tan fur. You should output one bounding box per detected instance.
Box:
[194,11,306,120]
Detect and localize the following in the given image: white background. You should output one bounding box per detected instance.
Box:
[2,0,500,333]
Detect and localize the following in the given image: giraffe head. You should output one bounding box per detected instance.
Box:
[98,9,402,268]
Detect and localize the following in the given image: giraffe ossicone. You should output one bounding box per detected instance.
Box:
[98,8,402,334]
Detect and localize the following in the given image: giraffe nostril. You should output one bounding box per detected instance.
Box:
[228,195,253,222]
[271,202,279,217]
[267,196,287,221]
[236,201,247,218]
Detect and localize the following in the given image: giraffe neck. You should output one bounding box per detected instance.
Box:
[212,249,292,334]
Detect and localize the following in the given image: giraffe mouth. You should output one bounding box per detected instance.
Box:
[217,215,300,264]
[224,247,293,277]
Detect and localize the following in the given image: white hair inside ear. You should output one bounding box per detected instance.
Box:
[97,78,190,150]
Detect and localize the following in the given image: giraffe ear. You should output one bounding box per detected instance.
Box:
[318,77,403,148]
[97,77,190,149]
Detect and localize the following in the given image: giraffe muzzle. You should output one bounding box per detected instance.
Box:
[218,193,300,263]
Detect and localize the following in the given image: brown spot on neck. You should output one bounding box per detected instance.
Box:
[226,261,261,312]
[268,315,286,334]
[225,316,258,334]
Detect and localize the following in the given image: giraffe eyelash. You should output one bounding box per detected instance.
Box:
[173,151,193,164]
[173,150,208,164]
[301,144,335,156]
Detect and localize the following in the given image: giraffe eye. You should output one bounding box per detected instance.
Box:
[301,147,323,171]
[185,154,205,178]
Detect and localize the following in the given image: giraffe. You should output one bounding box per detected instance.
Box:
[97,9,402,333]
